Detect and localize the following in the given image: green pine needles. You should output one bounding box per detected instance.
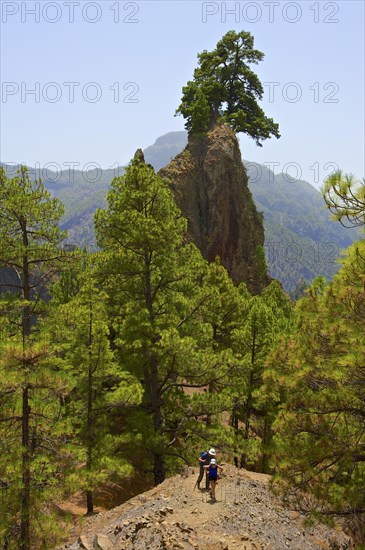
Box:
[176,30,280,145]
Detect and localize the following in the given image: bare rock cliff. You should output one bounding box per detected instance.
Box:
[159,124,269,293]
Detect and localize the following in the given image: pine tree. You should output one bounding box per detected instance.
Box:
[176,30,280,144]
[0,166,71,549]
[48,263,143,514]
[231,280,292,470]
[194,265,292,472]
[322,170,365,228]
[94,153,215,484]
[269,241,365,520]
[197,261,250,464]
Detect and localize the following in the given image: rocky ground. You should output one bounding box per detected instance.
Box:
[57,465,353,550]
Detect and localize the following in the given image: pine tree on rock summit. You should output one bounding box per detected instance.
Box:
[176,30,280,145]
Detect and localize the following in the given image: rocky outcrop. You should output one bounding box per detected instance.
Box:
[58,465,353,550]
[159,124,269,293]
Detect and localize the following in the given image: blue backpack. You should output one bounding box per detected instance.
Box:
[200,451,209,464]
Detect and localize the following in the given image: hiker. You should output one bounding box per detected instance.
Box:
[197,448,216,490]
[204,458,224,502]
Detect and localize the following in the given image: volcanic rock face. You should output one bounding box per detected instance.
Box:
[159,124,268,293]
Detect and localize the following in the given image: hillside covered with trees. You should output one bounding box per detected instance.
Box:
[1,147,359,295]
[1,156,363,549]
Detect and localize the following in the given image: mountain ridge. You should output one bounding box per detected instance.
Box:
[1,132,359,292]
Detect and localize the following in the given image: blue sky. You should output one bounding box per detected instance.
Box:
[1,0,364,187]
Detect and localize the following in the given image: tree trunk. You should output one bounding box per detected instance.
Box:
[20,228,31,550]
[151,355,165,485]
[20,388,30,550]
[245,332,257,441]
[86,490,93,515]
[86,297,94,515]
[241,333,256,469]
[261,411,272,474]
[153,453,166,486]
[143,252,166,485]
[244,372,254,441]
[231,398,239,468]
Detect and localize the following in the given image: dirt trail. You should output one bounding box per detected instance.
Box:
[57,465,353,550]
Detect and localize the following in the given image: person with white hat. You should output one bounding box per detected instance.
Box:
[203,458,224,501]
[196,448,216,490]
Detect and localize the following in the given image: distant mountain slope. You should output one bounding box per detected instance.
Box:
[1,134,360,292]
[245,164,360,291]
[144,132,188,171]
[143,133,360,291]
[0,163,124,249]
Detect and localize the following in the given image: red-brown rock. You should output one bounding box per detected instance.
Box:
[159,123,269,293]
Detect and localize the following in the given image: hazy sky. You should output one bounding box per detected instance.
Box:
[1,0,364,187]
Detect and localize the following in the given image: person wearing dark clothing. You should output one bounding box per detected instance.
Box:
[203,458,224,501]
[197,448,216,489]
